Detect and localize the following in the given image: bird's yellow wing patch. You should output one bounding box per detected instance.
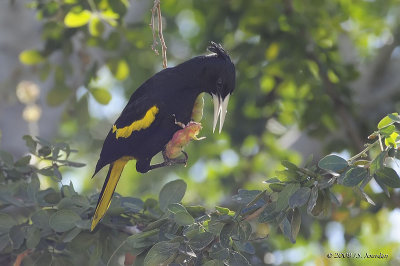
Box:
[112,105,159,139]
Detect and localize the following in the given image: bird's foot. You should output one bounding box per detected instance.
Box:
[147,150,188,171]
[171,114,186,128]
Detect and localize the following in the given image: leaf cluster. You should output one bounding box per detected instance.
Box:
[1,114,400,265]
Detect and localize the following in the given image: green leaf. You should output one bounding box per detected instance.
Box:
[318,177,335,189]
[144,241,180,266]
[289,187,311,208]
[281,160,298,171]
[388,113,400,123]
[258,202,278,223]
[234,241,255,255]
[291,208,301,242]
[126,229,159,249]
[159,179,187,212]
[64,9,92,28]
[62,227,81,242]
[168,203,187,214]
[38,146,51,157]
[0,212,16,233]
[61,183,77,198]
[90,88,111,105]
[0,234,10,252]
[318,154,348,173]
[228,251,251,266]
[327,69,339,83]
[380,125,396,138]
[220,223,234,248]
[188,231,214,250]
[215,206,230,215]
[31,210,50,229]
[15,155,31,167]
[375,167,400,188]
[115,60,130,81]
[23,135,37,154]
[385,133,399,148]
[38,167,54,177]
[26,226,41,249]
[279,217,294,243]
[89,16,104,36]
[108,59,130,81]
[202,260,225,266]
[19,49,44,65]
[370,151,387,175]
[44,191,61,204]
[263,178,281,184]
[352,187,375,205]
[75,219,91,230]
[9,225,25,249]
[238,221,252,242]
[174,211,195,226]
[121,197,144,212]
[378,113,398,129]
[307,186,318,215]
[53,166,62,181]
[209,246,229,260]
[328,191,341,205]
[373,174,390,197]
[47,87,72,107]
[186,205,206,217]
[232,190,263,204]
[276,183,300,211]
[269,183,285,192]
[342,167,368,187]
[49,210,81,232]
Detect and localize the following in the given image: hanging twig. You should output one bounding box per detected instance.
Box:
[150,1,159,54]
[150,0,168,68]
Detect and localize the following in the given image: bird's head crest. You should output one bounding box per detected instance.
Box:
[207,42,231,62]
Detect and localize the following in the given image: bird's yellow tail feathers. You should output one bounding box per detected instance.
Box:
[91,157,131,231]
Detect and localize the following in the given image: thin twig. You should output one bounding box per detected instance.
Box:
[150,1,159,55]
[378,134,384,151]
[150,0,168,68]
[347,141,377,162]
[157,3,168,68]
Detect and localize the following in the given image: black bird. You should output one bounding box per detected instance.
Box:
[91,42,236,230]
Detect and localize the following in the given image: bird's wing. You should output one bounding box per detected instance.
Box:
[112,94,160,137]
[93,91,163,171]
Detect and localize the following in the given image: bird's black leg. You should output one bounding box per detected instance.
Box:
[147,150,188,171]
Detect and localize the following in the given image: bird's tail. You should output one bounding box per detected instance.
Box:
[91,157,131,231]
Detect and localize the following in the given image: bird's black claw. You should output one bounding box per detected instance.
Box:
[147,150,189,171]
[181,150,188,167]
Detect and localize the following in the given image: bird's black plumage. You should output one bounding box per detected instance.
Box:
[91,42,235,230]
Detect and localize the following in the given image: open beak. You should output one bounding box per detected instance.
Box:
[212,93,230,133]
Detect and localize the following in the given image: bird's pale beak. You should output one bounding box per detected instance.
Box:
[212,93,230,133]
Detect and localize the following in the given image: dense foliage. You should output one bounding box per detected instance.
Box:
[1,114,400,265]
